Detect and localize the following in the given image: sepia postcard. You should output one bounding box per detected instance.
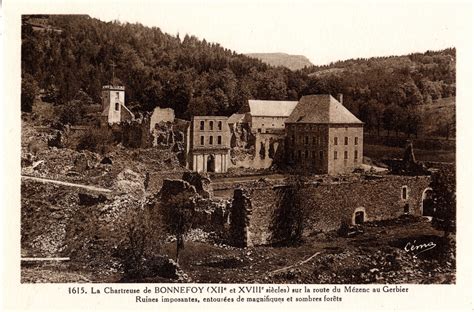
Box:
[2,0,473,310]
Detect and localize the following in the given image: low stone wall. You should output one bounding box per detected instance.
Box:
[245,175,431,246]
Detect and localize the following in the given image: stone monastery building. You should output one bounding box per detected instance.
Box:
[187,116,231,173]
[247,100,297,133]
[285,94,364,174]
[186,93,364,175]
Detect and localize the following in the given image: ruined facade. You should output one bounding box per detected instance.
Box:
[101,85,134,125]
[285,95,364,174]
[187,116,231,173]
[150,107,175,132]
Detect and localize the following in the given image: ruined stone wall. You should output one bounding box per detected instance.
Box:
[244,175,431,246]
[230,132,284,169]
[150,107,175,133]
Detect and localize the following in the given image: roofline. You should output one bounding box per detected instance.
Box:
[285,122,364,125]
[192,116,228,119]
[251,115,292,118]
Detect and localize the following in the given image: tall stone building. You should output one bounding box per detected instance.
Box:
[247,100,298,133]
[101,85,134,124]
[187,116,231,173]
[285,94,364,174]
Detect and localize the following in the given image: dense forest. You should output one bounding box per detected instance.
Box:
[21,15,455,136]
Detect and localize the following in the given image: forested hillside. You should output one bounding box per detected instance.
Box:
[21,15,306,118]
[301,50,456,136]
[21,15,455,137]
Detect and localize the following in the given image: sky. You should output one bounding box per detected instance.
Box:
[81,0,468,65]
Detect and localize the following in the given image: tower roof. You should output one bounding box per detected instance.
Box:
[286,94,363,124]
[102,85,125,91]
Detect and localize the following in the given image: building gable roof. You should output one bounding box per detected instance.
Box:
[227,113,246,124]
[286,94,363,124]
[248,100,298,117]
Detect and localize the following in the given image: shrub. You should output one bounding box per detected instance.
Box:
[57,100,85,125]
[76,127,115,154]
[21,74,38,112]
[114,208,164,280]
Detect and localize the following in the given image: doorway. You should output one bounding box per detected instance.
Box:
[352,207,366,225]
[421,188,434,216]
[354,211,365,224]
[207,154,216,173]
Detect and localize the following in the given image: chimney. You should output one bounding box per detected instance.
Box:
[337,93,343,104]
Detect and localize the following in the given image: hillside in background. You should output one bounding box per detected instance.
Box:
[245,53,313,70]
[21,15,455,139]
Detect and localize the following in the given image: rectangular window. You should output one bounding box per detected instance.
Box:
[334,137,338,145]
[257,128,261,133]
[354,150,358,160]
[334,151,338,160]
[312,137,316,145]
[298,150,302,159]
[355,137,359,145]
[345,137,348,145]
[312,151,316,159]
[116,91,120,99]
[209,136,213,145]
[200,136,204,145]
[319,151,323,160]
[402,187,408,200]
[344,151,348,159]
[115,103,120,111]
[200,121,205,130]
[305,150,309,159]
[217,136,222,145]
[305,136,309,145]
[291,135,295,143]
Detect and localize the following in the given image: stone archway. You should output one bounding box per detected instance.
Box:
[352,207,366,225]
[207,154,216,173]
[421,188,434,216]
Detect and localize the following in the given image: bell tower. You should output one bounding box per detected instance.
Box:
[101,85,125,124]
[101,62,127,124]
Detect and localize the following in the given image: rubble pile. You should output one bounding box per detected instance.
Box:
[21,181,79,257]
[268,245,455,284]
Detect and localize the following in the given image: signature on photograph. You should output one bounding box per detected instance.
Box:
[404,240,437,256]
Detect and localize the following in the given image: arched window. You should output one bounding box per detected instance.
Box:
[218,121,222,130]
[209,136,213,145]
[200,121,205,130]
[115,103,120,111]
[209,121,214,130]
[352,207,366,225]
[217,136,222,145]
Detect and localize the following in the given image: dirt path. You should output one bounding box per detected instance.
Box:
[212,174,287,184]
[21,175,112,193]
